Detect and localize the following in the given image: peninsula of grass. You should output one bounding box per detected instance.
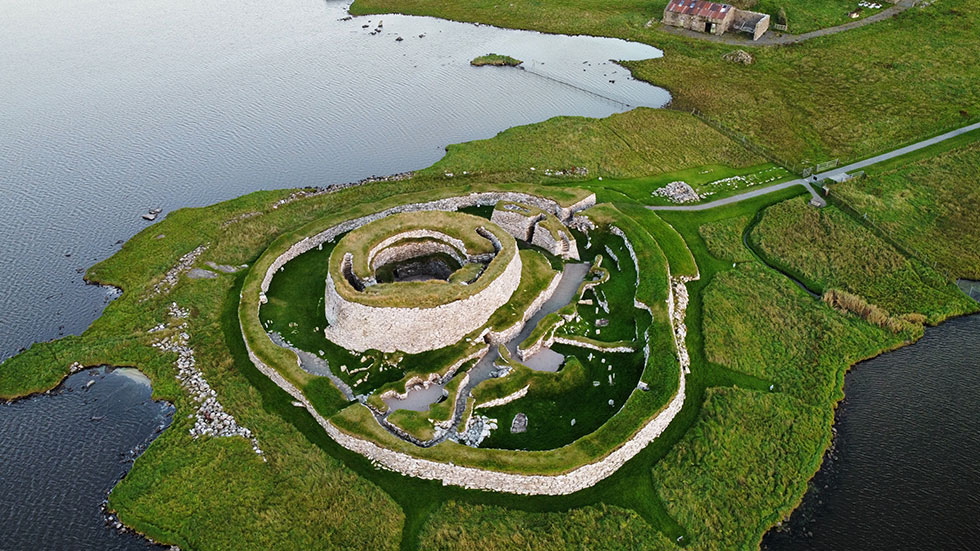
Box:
[470,53,522,67]
[355,0,980,169]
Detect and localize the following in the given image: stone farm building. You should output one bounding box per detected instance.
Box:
[662,0,771,41]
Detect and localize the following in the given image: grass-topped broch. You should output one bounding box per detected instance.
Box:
[245,191,687,494]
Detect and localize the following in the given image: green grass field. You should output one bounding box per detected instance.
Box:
[831,132,980,280]
[750,197,977,323]
[422,109,764,182]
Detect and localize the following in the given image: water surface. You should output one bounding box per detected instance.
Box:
[0,367,173,550]
[0,0,668,360]
[763,313,980,550]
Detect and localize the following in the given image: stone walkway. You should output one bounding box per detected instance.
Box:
[656,0,918,47]
[649,120,980,212]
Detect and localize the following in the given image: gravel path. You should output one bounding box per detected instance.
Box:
[649,120,980,212]
[656,0,918,46]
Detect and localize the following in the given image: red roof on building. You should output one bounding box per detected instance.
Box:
[665,0,733,20]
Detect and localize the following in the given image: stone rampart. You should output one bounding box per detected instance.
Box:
[240,190,701,495]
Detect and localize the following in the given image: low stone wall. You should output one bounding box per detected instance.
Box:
[551,336,634,353]
[475,385,530,410]
[490,207,538,242]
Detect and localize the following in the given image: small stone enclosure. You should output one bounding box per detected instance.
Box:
[490,201,579,260]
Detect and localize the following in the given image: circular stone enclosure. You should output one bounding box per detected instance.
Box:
[323,211,521,353]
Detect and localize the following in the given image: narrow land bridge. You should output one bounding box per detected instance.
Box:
[649,121,980,212]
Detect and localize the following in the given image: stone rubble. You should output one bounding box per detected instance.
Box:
[652,181,700,203]
[452,414,497,447]
[147,245,209,298]
[153,303,264,460]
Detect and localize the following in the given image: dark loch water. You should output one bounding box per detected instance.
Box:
[0,0,668,360]
[763,313,980,551]
[0,367,173,550]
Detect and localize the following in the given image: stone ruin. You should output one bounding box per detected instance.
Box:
[490,201,579,260]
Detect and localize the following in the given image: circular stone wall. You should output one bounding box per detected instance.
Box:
[323,212,521,353]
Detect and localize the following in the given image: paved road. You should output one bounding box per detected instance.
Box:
[650,121,980,212]
[657,0,917,47]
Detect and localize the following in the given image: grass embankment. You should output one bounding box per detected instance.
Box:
[750,196,977,323]
[470,53,522,67]
[831,132,980,280]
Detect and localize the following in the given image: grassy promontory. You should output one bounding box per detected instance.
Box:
[2,77,979,549]
[470,53,522,67]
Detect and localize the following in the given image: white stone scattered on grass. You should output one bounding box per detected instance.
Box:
[152,302,265,460]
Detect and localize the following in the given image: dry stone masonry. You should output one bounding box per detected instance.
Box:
[323,238,522,353]
[147,244,208,298]
[154,302,264,460]
[491,201,579,259]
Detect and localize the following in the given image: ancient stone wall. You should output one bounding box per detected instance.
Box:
[490,207,538,242]
[475,385,529,409]
[323,249,522,353]
[530,221,579,260]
